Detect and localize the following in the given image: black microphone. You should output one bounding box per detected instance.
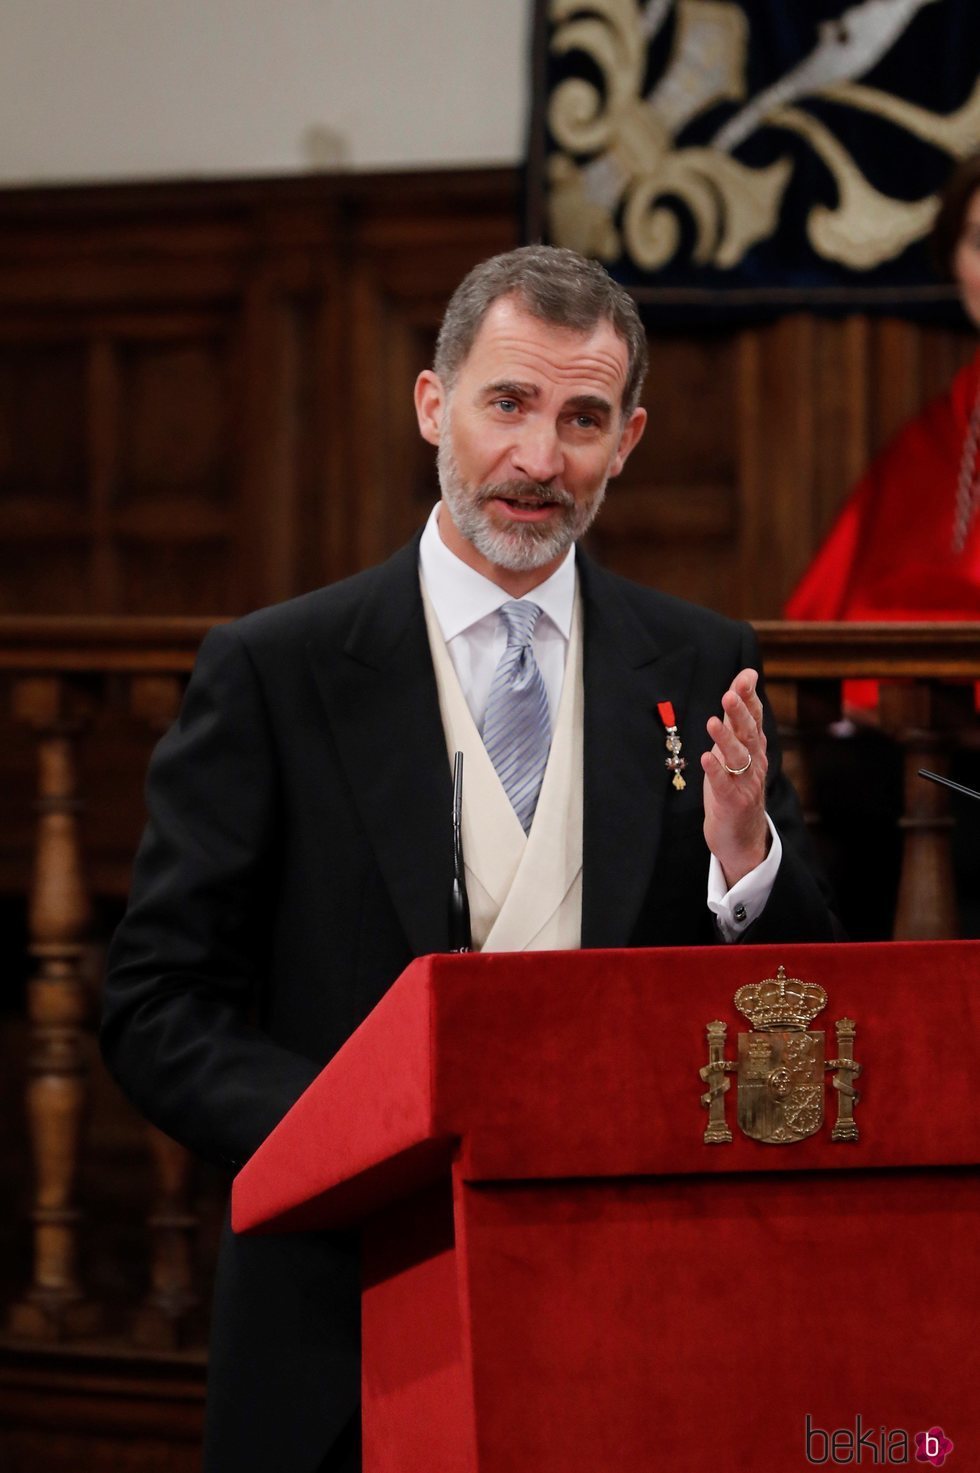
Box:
[918,769,980,803]
[448,750,472,953]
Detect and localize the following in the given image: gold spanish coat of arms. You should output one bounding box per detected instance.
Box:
[700,966,861,1145]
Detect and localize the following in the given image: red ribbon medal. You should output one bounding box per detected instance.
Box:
[657,701,686,791]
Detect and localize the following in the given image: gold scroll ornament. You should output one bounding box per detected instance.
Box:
[547,0,980,273]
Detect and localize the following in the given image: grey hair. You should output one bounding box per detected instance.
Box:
[434,245,648,418]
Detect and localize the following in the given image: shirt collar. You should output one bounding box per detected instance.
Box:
[419,502,576,642]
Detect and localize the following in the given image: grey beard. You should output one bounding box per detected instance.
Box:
[437,435,606,574]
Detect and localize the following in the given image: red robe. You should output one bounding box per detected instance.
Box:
[787,351,980,621]
[786,352,980,707]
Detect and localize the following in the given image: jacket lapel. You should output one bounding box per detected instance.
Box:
[304,536,703,958]
[305,537,453,958]
[578,553,699,948]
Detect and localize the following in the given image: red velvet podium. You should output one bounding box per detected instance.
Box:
[233,941,980,1471]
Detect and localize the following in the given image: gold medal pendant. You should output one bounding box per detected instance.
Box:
[657,701,687,792]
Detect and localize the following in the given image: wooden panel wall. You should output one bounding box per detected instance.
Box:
[0,173,508,619]
[0,168,973,622]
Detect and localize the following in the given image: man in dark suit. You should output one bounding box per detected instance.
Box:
[102,246,835,1472]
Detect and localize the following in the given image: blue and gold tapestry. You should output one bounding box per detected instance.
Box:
[527,0,980,317]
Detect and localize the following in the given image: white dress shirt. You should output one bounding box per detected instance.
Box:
[418,502,780,939]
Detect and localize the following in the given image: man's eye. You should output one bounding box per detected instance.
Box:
[494,398,519,413]
[573,413,599,429]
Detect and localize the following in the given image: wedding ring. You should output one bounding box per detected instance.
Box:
[723,753,752,776]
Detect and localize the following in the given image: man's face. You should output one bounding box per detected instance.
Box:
[954,187,980,330]
[415,296,646,592]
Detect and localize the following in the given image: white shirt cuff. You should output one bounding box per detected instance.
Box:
[707,814,782,942]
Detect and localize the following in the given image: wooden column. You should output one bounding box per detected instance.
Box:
[7,675,101,1341]
[766,677,841,827]
[127,675,204,1351]
[880,681,973,940]
[131,1126,205,1350]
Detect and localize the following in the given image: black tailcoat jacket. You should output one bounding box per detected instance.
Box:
[102,535,836,1472]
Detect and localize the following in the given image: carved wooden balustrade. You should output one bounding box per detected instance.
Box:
[0,617,214,1359]
[761,623,980,942]
[0,616,978,1359]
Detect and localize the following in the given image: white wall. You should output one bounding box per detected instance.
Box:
[0,0,532,184]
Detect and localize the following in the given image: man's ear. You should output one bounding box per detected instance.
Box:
[608,406,647,478]
[415,370,447,446]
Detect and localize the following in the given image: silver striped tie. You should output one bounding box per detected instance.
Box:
[482,600,552,834]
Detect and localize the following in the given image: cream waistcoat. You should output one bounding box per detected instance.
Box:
[420,579,584,952]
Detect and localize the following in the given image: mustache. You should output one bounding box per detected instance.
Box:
[475,481,575,508]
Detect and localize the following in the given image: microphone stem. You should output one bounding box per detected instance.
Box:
[449,751,472,952]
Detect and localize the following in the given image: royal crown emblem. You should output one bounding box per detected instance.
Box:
[699,966,861,1146]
